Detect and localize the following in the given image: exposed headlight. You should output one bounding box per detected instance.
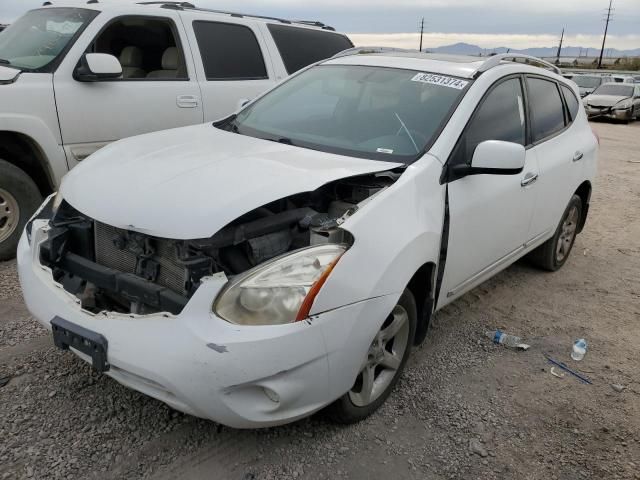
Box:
[614,99,632,110]
[214,244,346,326]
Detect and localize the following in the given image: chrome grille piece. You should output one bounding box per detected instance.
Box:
[94,222,187,294]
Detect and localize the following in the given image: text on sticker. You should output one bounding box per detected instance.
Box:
[411,73,469,90]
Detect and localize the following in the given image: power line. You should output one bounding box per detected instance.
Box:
[556,28,564,63]
[597,0,613,68]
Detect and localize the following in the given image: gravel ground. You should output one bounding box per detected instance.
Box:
[1,121,639,480]
[0,261,45,348]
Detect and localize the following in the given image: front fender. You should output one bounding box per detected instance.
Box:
[0,115,68,188]
[311,155,446,315]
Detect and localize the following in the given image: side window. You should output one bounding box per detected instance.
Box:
[527,77,566,142]
[267,24,354,74]
[193,21,267,80]
[89,16,187,80]
[450,77,526,166]
[561,84,580,122]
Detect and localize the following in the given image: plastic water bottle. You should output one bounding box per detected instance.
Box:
[485,330,523,349]
[571,339,588,361]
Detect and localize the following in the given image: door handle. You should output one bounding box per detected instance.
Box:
[176,95,199,108]
[521,172,539,187]
[573,151,584,162]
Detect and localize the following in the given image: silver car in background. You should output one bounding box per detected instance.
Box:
[583,83,640,123]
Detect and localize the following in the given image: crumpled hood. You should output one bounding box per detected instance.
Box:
[61,123,402,239]
[0,66,21,84]
[585,95,630,107]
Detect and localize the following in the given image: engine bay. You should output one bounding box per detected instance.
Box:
[39,170,401,316]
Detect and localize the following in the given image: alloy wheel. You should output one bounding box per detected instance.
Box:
[556,205,579,263]
[0,188,20,244]
[348,305,410,407]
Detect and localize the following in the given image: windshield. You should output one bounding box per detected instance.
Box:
[573,76,602,89]
[0,8,97,71]
[592,84,634,97]
[229,65,469,162]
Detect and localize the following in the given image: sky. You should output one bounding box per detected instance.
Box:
[1,0,639,50]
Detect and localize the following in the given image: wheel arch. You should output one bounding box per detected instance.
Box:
[574,180,591,233]
[0,131,55,197]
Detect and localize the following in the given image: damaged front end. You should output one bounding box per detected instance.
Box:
[39,171,401,316]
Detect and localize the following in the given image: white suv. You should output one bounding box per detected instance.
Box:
[18,51,598,428]
[0,2,352,259]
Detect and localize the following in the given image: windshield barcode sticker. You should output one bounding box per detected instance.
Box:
[411,73,469,90]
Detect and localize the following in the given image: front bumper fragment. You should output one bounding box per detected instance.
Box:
[17,224,398,428]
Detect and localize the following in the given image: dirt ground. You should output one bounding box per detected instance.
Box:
[1,121,639,480]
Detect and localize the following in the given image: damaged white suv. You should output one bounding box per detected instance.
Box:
[18,50,598,428]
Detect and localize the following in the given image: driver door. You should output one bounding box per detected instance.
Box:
[438,76,539,307]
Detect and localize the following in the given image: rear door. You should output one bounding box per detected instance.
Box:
[181,15,277,122]
[438,76,539,306]
[525,76,588,238]
[54,10,203,167]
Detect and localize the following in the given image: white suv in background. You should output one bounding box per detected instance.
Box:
[19,51,598,428]
[0,1,352,259]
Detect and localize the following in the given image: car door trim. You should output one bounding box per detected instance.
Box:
[446,245,525,298]
[446,227,553,298]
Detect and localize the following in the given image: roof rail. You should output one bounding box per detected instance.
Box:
[136,2,335,30]
[332,46,416,59]
[476,53,562,76]
[294,20,335,31]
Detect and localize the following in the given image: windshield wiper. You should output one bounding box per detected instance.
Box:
[267,137,295,145]
[0,59,11,65]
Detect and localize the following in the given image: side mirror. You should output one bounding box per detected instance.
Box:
[74,53,122,82]
[452,140,525,178]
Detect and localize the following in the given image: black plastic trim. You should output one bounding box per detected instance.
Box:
[51,316,109,372]
[41,245,188,314]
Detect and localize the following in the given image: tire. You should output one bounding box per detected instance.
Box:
[528,194,582,272]
[325,289,417,424]
[0,160,42,261]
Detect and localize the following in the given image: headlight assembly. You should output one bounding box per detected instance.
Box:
[214,244,346,326]
[614,99,632,110]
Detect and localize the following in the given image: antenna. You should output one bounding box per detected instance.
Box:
[556,28,564,64]
[597,0,613,69]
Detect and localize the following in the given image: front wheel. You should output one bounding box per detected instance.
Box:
[528,194,582,272]
[0,160,43,261]
[325,289,417,424]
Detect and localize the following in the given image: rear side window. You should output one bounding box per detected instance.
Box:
[450,77,525,166]
[527,77,566,142]
[267,24,353,74]
[193,21,267,80]
[561,85,580,121]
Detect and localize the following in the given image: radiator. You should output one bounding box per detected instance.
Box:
[94,222,188,295]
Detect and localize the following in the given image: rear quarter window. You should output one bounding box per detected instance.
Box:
[193,21,268,80]
[561,84,580,122]
[526,77,566,142]
[267,24,353,74]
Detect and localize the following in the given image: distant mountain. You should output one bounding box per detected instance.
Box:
[427,42,640,58]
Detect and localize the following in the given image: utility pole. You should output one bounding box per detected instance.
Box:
[598,0,613,69]
[556,28,565,64]
[419,17,424,52]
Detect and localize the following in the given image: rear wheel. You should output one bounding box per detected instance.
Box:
[326,289,417,424]
[528,194,582,272]
[0,160,42,261]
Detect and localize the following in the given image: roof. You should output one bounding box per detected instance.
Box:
[38,1,337,31]
[326,49,561,79]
